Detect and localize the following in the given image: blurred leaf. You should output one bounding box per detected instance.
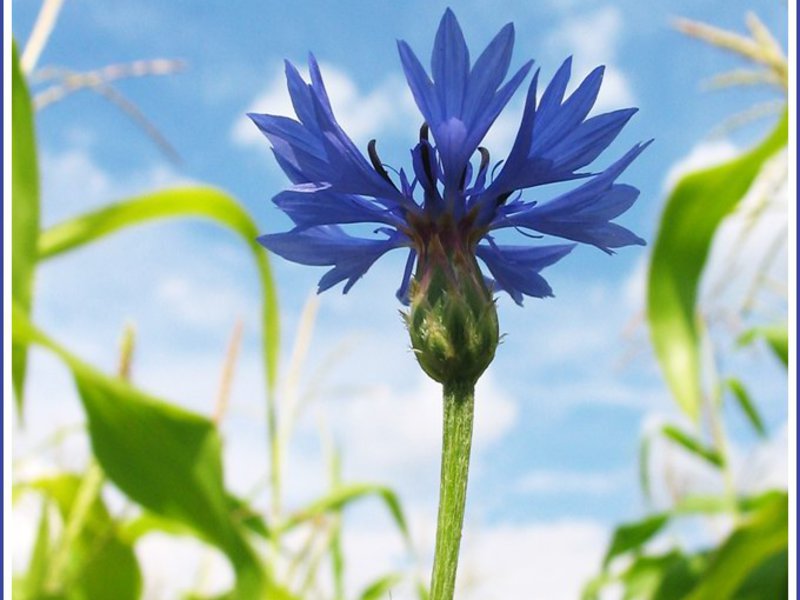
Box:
[23,501,52,599]
[731,549,788,600]
[685,492,787,599]
[647,111,788,420]
[738,323,788,367]
[661,424,724,468]
[724,378,767,437]
[358,572,404,600]
[12,40,41,414]
[278,483,410,542]
[12,306,268,597]
[31,473,142,600]
[38,186,280,394]
[652,552,708,600]
[619,551,689,600]
[604,514,670,567]
[122,495,270,544]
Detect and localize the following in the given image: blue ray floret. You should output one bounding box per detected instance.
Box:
[251,8,650,306]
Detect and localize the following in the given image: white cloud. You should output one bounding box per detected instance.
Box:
[456,520,607,600]
[663,139,739,191]
[155,275,259,329]
[325,373,517,475]
[548,6,635,111]
[232,63,418,148]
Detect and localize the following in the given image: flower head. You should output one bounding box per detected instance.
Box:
[251,9,649,312]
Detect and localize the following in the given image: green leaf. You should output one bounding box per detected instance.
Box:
[12,307,267,597]
[731,549,787,600]
[652,552,708,600]
[619,551,691,600]
[724,378,766,437]
[23,501,53,599]
[738,323,788,368]
[11,40,41,414]
[603,513,670,567]
[31,473,142,600]
[647,111,788,420]
[38,186,280,395]
[277,483,410,542]
[685,492,787,599]
[358,573,404,600]
[661,425,724,468]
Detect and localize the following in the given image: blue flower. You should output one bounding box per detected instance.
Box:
[251,8,649,305]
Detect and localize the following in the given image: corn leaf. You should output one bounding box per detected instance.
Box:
[277,483,410,543]
[685,492,787,599]
[37,186,280,395]
[11,40,41,414]
[661,425,724,468]
[738,323,788,368]
[647,111,788,420]
[724,377,767,437]
[604,514,670,567]
[12,305,267,597]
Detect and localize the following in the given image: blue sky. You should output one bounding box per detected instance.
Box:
[12,0,789,597]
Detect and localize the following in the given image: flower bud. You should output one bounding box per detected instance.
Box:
[405,231,499,386]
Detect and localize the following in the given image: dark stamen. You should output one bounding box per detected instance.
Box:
[459,166,469,189]
[368,139,400,191]
[478,147,490,173]
[496,191,512,207]
[420,123,429,142]
[420,142,435,186]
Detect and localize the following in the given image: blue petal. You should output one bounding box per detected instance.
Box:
[259,226,408,293]
[432,8,470,117]
[493,142,651,253]
[476,243,575,305]
[485,58,640,195]
[273,185,404,229]
[398,40,441,126]
[397,12,531,189]
[249,59,412,209]
[463,23,514,125]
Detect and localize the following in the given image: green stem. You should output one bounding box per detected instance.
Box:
[430,380,475,600]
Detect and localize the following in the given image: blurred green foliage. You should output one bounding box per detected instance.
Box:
[585,12,788,600]
[11,20,417,598]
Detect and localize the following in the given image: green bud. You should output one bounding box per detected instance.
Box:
[405,232,499,386]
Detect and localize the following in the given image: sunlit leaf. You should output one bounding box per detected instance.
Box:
[661,425,724,468]
[724,377,766,437]
[23,501,52,599]
[738,323,788,368]
[619,551,691,600]
[358,572,404,600]
[731,549,788,600]
[12,306,267,597]
[603,514,670,567]
[647,111,788,420]
[11,40,41,414]
[652,552,708,600]
[31,473,142,600]
[684,492,787,599]
[277,483,410,543]
[38,186,280,395]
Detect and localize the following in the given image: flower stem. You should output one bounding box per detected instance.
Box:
[430,380,475,600]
